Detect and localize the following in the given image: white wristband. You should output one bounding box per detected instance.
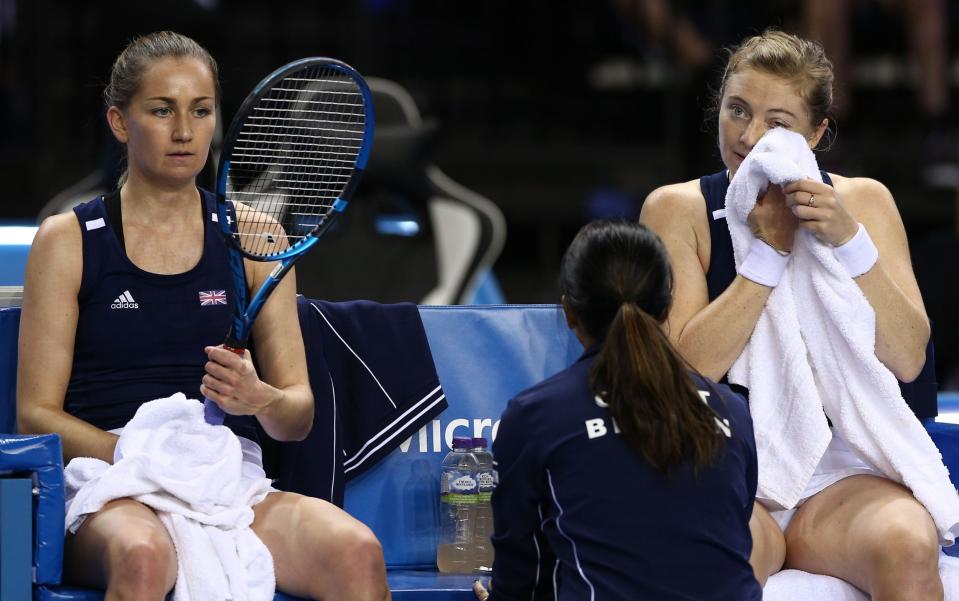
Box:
[832,223,878,278]
[738,238,790,287]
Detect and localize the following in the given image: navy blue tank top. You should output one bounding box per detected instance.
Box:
[66,189,258,440]
[699,170,938,419]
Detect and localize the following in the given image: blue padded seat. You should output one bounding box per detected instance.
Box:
[32,574,489,601]
[34,577,477,601]
[1,304,580,600]
[387,571,477,601]
[33,588,308,601]
[5,304,959,600]
[0,433,64,587]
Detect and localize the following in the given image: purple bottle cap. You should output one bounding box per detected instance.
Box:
[472,437,488,448]
[452,436,473,450]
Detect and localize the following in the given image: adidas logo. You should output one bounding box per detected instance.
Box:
[111,290,139,309]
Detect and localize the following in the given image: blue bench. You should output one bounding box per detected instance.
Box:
[0,303,582,600]
[4,302,959,600]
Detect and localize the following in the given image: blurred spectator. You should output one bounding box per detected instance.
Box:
[609,0,714,70]
[806,0,959,388]
[597,1,795,180]
[803,0,957,187]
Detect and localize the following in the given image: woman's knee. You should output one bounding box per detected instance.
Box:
[106,526,177,597]
[323,522,388,597]
[337,522,387,575]
[259,493,389,600]
[869,511,940,593]
[873,508,937,561]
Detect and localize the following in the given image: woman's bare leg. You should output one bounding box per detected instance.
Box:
[64,498,177,601]
[784,475,942,600]
[749,501,787,586]
[252,491,391,601]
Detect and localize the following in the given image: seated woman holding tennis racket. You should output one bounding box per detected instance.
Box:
[16,31,389,601]
[474,220,761,601]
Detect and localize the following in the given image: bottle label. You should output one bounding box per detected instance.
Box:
[451,474,477,492]
[440,469,478,502]
[477,470,496,492]
[442,493,477,504]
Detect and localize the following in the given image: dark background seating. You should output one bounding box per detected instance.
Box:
[1,3,958,374]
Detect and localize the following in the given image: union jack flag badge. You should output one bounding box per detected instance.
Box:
[199,290,228,306]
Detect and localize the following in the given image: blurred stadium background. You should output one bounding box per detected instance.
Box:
[1,0,958,385]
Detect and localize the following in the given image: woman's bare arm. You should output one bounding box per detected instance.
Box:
[245,260,313,441]
[644,175,930,384]
[640,181,776,381]
[17,214,119,463]
[201,254,313,442]
[831,176,929,381]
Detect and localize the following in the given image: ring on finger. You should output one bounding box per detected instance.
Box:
[808,193,816,207]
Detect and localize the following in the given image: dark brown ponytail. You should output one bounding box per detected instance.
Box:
[560,220,724,473]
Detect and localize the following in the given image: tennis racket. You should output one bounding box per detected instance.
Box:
[204,57,375,425]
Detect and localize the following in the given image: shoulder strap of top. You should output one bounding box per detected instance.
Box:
[104,188,123,251]
[71,195,114,302]
[72,194,109,228]
[200,188,217,212]
[699,170,728,213]
[700,170,736,302]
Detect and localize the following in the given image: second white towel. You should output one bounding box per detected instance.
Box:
[64,393,276,601]
[725,127,959,543]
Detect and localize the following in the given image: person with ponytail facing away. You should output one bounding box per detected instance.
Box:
[473,220,761,601]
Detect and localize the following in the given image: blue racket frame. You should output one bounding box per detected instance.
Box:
[204,58,375,425]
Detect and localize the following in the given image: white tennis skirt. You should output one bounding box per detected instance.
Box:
[762,431,885,531]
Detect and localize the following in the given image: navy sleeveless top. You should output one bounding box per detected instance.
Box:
[699,170,938,419]
[66,189,258,440]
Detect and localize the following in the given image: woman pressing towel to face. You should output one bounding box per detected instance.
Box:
[475,220,761,601]
[641,29,940,597]
[16,31,390,601]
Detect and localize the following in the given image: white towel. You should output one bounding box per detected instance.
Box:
[764,552,959,600]
[64,393,276,601]
[726,127,959,543]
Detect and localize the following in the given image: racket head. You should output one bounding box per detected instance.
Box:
[214,57,374,261]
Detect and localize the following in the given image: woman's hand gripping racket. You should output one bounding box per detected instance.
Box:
[204,58,374,425]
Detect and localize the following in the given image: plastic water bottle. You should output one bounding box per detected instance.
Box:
[437,436,477,573]
[472,437,496,572]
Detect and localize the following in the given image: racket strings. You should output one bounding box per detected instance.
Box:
[226,64,366,258]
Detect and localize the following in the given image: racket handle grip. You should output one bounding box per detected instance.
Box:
[202,344,246,425]
[204,398,226,425]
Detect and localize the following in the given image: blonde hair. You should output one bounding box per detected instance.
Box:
[717,29,834,128]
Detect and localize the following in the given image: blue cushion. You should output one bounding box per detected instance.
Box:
[34,587,308,600]
[36,576,477,600]
[0,434,63,585]
[388,570,478,601]
[926,420,959,491]
[0,307,19,434]
[8,303,959,596]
